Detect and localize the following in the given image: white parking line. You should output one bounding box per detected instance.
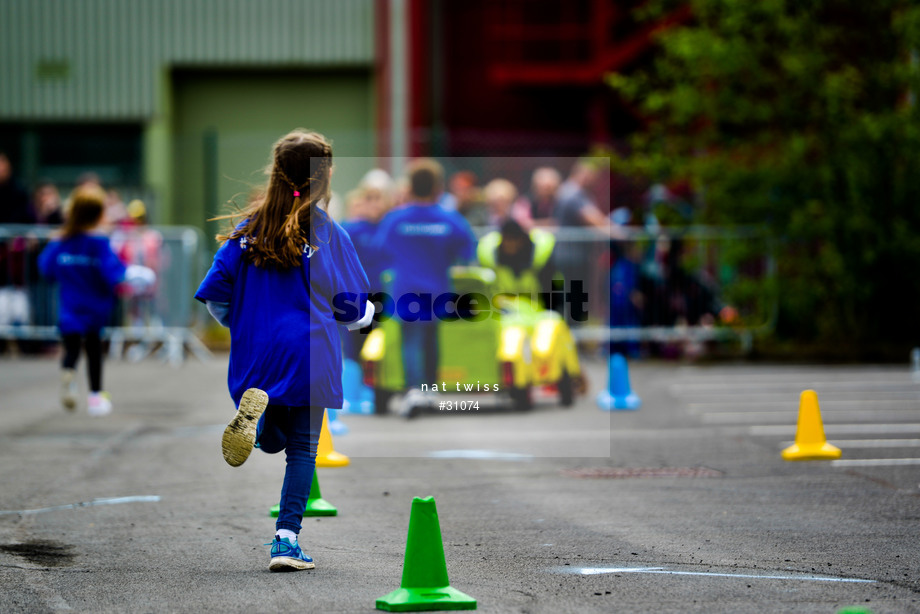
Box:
[750,423,920,436]
[555,566,874,583]
[831,458,920,467]
[702,410,920,424]
[681,391,920,401]
[671,379,912,393]
[426,449,534,460]
[0,495,162,516]
[790,439,920,449]
[692,400,920,411]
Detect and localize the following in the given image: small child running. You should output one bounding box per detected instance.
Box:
[39,185,154,415]
[195,129,372,572]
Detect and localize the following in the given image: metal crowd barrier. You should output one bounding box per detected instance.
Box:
[0,224,212,364]
[472,225,777,353]
[2,222,776,360]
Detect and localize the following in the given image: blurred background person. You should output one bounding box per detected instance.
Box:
[446,170,488,227]
[64,172,103,220]
[512,167,561,230]
[39,185,154,415]
[110,199,164,361]
[0,151,35,355]
[31,180,64,225]
[360,169,397,225]
[372,158,476,415]
[553,159,622,327]
[392,175,412,208]
[0,151,34,225]
[346,169,396,292]
[483,178,518,229]
[340,170,394,355]
[477,217,557,313]
[607,240,644,358]
[104,189,128,229]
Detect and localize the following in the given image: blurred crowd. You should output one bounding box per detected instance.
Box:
[334,157,735,358]
[0,151,148,230]
[0,148,735,359]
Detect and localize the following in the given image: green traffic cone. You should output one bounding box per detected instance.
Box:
[376,496,476,612]
[269,470,337,517]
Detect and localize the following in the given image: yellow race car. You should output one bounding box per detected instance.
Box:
[359,266,582,416]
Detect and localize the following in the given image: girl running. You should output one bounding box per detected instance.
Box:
[39,185,154,415]
[195,129,372,572]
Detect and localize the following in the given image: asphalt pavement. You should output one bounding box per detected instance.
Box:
[1,351,918,613]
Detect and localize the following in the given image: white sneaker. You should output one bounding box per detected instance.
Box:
[87,392,113,417]
[400,388,428,419]
[423,389,440,406]
[61,369,78,411]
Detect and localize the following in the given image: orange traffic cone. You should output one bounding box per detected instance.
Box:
[316,410,350,467]
[781,390,841,461]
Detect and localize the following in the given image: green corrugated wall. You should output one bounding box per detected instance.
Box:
[0,0,375,119]
[0,0,377,228]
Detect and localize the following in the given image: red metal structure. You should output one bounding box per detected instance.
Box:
[400,0,689,157]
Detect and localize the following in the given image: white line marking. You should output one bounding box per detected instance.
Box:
[0,496,161,516]
[557,566,874,583]
[786,439,920,449]
[682,392,920,401]
[427,449,534,460]
[831,458,920,467]
[751,423,920,436]
[702,410,920,424]
[671,378,912,390]
[692,400,920,411]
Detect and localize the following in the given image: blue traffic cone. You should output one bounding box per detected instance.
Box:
[597,352,641,410]
[359,380,375,413]
[327,407,349,436]
[342,358,374,415]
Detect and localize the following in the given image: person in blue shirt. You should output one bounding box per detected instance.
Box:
[340,171,394,357]
[196,130,372,572]
[372,158,476,415]
[39,186,153,416]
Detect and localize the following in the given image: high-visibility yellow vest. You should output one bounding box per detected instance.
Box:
[477,229,555,297]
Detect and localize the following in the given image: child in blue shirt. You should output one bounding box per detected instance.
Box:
[39,186,154,416]
[196,130,372,572]
[372,159,476,414]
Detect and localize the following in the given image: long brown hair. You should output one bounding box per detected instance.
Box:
[216,129,333,268]
[61,185,106,239]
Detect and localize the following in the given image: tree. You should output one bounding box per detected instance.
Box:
[607,0,920,352]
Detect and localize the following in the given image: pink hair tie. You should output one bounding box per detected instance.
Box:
[293,190,301,197]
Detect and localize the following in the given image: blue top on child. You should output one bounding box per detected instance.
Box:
[39,234,126,334]
[195,208,371,409]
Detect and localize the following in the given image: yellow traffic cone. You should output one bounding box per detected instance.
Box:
[781,390,842,461]
[317,411,350,467]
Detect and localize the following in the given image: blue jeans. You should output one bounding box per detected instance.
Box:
[257,405,325,535]
[400,321,439,388]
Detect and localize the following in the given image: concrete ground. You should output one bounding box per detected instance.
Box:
[0,350,918,613]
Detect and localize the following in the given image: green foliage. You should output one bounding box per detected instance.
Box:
[609,0,920,349]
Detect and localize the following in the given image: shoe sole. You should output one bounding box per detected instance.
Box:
[61,372,77,411]
[221,388,269,467]
[269,556,315,572]
[88,406,112,417]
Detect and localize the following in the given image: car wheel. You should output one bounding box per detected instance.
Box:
[559,369,574,408]
[374,388,393,415]
[510,386,532,411]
